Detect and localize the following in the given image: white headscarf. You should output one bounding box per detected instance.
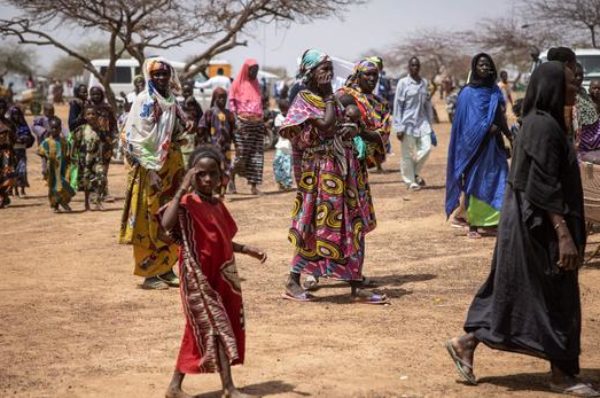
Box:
[124,57,182,170]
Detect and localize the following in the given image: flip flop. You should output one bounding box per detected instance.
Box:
[281,291,313,302]
[352,292,390,305]
[450,217,469,228]
[550,382,600,397]
[445,340,477,385]
[467,230,482,239]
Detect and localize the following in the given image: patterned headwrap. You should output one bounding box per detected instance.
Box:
[345,59,380,87]
[142,57,181,96]
[297,49,331,83]
[367,56,383,71]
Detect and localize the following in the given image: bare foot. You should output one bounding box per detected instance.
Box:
[165,385,193,398]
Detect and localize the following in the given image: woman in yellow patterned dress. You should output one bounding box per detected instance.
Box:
[119,57,188,290]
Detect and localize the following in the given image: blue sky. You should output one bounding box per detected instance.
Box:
[1,0,517,75]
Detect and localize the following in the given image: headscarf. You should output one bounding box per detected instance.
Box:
[124,57,181,170]
[345,59,379,87]
[297,49,330,84]
[468,53,498,88]
[229,58,261,108]
[367,56,383,71]
[522,61,566,129]
[143,57,181,97]
[510,61,583,224]
[445,56,507,218]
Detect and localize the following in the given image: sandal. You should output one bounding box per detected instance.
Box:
[467,230,482,239]
[445,340,477,385]
[281,291,313,302]
[141,276,169,290]
[157,271,180,288]
[451,217,469,228]
[351,290,390,305]
[550,382,600,397]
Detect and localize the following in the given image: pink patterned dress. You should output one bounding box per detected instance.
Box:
[280,90,376,281]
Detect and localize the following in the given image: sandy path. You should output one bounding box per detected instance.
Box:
[2,102,600,398]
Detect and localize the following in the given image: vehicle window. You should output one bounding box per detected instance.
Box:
[99,66,133,83]
[579,56,600,76]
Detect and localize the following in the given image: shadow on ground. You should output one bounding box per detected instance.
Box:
[194,380,308,397]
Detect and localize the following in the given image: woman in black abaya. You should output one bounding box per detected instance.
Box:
[445,61,599,397]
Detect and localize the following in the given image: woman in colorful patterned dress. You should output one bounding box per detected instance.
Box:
[280,49,387,304]
[119,57,188,290]
[338,58,391,173]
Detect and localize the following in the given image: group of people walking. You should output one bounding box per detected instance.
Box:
[0,86,117,211]
[2,44,597,397]
[443,47,598,397]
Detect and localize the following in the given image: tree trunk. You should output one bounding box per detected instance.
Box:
[592,25,598,48]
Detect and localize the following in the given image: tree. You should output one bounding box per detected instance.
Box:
[467,17,559,84]
[49,41,124,81]
[382,29,471,81]
[529,0,600,48]
[0,0,364,109]
[0,43,36,77]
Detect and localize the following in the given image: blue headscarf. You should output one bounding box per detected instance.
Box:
[297,49,331,83]
[445,54,508,217]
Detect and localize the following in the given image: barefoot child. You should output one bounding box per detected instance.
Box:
[272,99,293,190]
[74,107,108,210]
[38,117,74,212]
[160,145,267,398]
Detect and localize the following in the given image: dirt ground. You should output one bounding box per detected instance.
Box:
[2,101,600,398]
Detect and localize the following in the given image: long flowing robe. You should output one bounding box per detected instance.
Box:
[464,109,585,376]
[280,90,376,280]
[445,85,508,226]
[160,194,244,374]
[119,58,184,278]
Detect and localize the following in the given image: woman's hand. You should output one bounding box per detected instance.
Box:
[243,245,267,263]
[557,228,580,271]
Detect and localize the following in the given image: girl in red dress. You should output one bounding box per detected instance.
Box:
[160,145,267,398]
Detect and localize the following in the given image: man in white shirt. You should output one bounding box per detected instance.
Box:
[195,67,231,91]
[393,57,434,190]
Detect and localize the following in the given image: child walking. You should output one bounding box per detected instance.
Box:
[38,117,74,212]
[160,145,267,398]
[272,99,293,190]
[8,106,34,197]
[198,87,236,198]
[73,107,108,210]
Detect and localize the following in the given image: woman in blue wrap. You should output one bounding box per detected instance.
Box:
[445,53,510,238]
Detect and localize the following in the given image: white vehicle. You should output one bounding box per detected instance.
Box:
[540,48,600,90]
[87,58,225,108]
